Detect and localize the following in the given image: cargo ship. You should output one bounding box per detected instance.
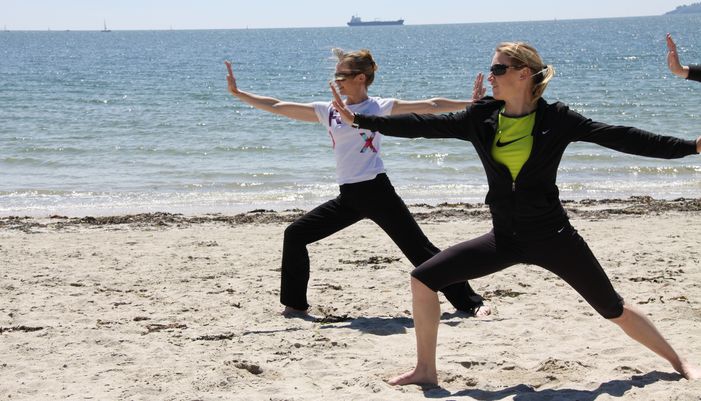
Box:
[347,16,404,26]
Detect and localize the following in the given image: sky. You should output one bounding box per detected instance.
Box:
[0,0,692,31]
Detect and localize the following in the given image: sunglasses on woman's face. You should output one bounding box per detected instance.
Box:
[489,64,521,76]
[334,71,361,81]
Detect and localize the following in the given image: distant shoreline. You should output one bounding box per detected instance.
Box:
[665,2,701,15]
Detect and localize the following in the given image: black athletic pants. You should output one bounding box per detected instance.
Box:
[280,173,484,311]
[412,224,624,319]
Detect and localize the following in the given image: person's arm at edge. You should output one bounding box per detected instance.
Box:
[666,34,689,79]
[666,33,701,83]
[225,61,318,123]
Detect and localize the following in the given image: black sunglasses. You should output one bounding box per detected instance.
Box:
[334,71,362,80]
[489,64,522,76]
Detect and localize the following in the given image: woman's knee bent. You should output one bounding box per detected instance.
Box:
[601,298,625,320]
[410,276,438,299]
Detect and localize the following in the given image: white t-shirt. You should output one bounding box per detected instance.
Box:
[312,97,395,184]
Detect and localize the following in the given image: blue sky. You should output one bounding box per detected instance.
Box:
[1,0,691,30]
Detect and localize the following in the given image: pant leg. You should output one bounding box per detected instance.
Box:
[411,230,519,292]
[363,176,487,311]
[523,225,624,319]
[280,196,362,310]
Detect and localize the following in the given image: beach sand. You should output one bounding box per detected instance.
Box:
[1,197,701,400]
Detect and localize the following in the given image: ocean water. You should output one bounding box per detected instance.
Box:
[1,15,700,217]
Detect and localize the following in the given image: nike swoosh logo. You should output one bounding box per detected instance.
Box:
[541,129,550,135]
[496,135,529,147]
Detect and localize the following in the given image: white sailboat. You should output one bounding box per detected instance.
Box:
[101,20,111,32]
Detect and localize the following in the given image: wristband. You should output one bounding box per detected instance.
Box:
[351,113,360,129]
[687,65,701,83]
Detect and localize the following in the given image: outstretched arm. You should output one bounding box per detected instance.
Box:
[666,34,701,83]
[567,108,701,158]
[391,73,486,114]
[225,61,318,122]
[330,82,471,140]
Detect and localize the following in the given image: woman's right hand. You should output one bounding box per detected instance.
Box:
[225,60,240,95]
[330,82,354,125]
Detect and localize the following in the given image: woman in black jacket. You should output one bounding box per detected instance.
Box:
[667,33,701,82]
[331,41,701,385]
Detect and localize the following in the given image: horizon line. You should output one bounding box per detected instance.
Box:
[2,13,686,32]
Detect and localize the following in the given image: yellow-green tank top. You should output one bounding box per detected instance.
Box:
[491,111,536,180]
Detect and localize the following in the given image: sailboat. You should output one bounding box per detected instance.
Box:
[101,20,111,32]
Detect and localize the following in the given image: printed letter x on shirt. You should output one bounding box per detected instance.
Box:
[359,132,377,153]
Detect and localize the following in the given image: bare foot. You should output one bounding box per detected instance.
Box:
[677,359,701,380]
[387,367,437,386]
[281,306,309,319]
[472,304,492,318]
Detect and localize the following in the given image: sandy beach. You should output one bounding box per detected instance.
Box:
[2,197,701,400]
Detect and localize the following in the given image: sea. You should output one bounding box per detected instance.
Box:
[1,15,700,217]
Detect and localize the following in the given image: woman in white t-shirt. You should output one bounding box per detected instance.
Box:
[225,49,490,318]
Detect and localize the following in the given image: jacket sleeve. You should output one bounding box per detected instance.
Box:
[564,108,698,159]
[353,110,472,140]
[688,65,701,83]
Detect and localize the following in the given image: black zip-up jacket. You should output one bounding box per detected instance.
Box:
[354,97,698,237]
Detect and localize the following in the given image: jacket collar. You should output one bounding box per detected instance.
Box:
[483,97,549,137]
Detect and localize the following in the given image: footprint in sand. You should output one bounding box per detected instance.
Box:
[227,359,263,375]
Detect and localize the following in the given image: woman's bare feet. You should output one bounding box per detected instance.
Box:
[676,359,701,380]
[281,306,309,318]
[387,366,437,386]
[472,304,492,318]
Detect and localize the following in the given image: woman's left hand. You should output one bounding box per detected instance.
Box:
[472,72,486,101]
[330,82,355,125]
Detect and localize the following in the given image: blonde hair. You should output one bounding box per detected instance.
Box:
[496,42,555,100]
[331,48,378,86]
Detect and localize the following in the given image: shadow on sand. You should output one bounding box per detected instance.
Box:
[420,371,681,400]
[317,311,501,335]
[319,316,414,335]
